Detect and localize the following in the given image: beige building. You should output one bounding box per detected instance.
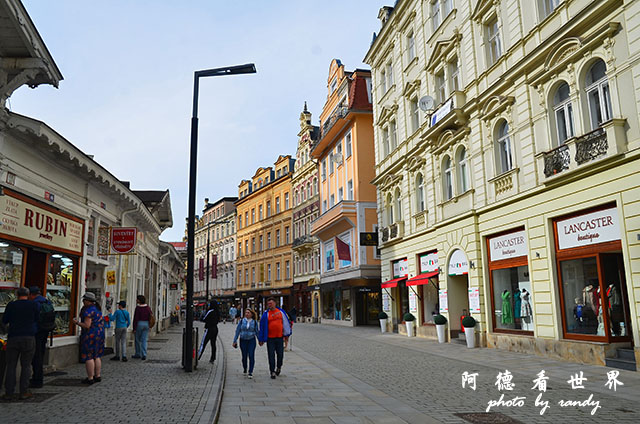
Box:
[366,0,640,369]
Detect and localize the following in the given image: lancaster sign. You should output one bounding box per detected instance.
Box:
[556,207,620,250]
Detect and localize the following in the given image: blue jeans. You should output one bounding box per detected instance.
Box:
[239,338,256,373]
[135,321,149,357]
[266,337,284,373]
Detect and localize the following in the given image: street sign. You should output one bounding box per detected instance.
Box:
[110,227,137,254]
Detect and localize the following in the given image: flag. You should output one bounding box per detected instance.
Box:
[211,254,217,279]
[198,257,204,281]
[335,237,351,262]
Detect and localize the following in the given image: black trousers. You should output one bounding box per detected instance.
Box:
[31,331,48,384]
[266,337,284,373]
[198,326,218,361]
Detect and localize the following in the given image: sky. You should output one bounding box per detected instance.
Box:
[10,0,389,242]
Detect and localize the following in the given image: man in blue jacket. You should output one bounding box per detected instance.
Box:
[258,297,291,379]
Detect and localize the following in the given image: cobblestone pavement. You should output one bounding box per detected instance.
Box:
[0,322,220,424]
[288,323,640,424]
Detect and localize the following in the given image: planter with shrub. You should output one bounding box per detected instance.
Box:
[378,311,388,333]
[434,314,447,343]
[462,316,476,348]
[403,313,416,337]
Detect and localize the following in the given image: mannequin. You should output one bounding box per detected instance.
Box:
[520,289,533,330]
[573,297,584,330]
[514,289,522,321]
[501,290,514,325]
[607,284,623,336]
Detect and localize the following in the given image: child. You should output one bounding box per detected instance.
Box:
[108,301,131,362]
[232,309,259,378]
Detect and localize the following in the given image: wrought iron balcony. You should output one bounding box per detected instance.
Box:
[543,144,570,177]
[380,221,404,245]
[575,128,607,165]
[292,235,316,250]
[321,106,348,139]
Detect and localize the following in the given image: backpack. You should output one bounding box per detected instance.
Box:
[39,300,56,332]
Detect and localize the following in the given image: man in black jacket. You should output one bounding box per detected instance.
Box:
[198,301,220,363]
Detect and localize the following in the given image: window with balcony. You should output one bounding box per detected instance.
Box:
[449,58,460,92]
[347,180,353,200]
[443,155,453,200]
[457,147,469,193]
[407,31,416,63]
[386,193,394,225]
[486,18,502,66]
[390,120,397,150]
[416,173,425,212]
[345,132,352,158]
[410,98,420,133]
[436,70,446,103]
[585,59,612,130]
[395,188,403,221]
[553,82,575,144]
[496,120,513,174]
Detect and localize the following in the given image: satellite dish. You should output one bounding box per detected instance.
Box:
[419,95,435,111]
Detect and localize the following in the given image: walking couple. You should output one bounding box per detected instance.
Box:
[232,297,291,379]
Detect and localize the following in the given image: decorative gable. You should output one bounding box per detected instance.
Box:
[426,32,462,72]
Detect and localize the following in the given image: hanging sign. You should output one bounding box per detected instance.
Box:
[468,287,480,313]
[393,258,408,278]
[556,207,620,250]
[420,252,438,273]
[439,289,448,313]
[409,290,418,313]
[382,290,391,312]
[448,249,469,275]
[110,227,137,254]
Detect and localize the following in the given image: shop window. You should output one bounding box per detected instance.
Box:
[342,289,351,321]
[553,82,575,144]
[585,59,612,130]
[0,243,26,334]
[87,217,96,256]
[322,290,334,319]
[47,253,76,336]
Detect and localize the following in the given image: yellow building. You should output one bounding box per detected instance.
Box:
[235,156,295,313]
[310,60,382,326]
[366,0,640,369]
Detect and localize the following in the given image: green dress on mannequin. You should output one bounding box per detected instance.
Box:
[501,290,514,324]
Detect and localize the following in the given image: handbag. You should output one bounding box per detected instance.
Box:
[148,307,156,328]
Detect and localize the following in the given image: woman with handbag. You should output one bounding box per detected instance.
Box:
[132,295,153,360]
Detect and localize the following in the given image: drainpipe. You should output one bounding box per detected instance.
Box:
[158,248,171,331]
[118,204,140,307]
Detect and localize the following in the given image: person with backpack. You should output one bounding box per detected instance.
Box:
[28,286,55,389]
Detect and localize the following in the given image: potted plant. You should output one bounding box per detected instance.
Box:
[434,314,447,343]
[403,312,416,337]
[462,316,476,348]
[378,311,388,333]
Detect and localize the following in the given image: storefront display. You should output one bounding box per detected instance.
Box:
[554,205,631,341]
[487,229,533,333]
[342,289,351,320]
[47,254,75,336]
[0,243,25,335]
[409,251,439,322]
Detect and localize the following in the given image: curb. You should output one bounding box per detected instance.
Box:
[197,333,226,424]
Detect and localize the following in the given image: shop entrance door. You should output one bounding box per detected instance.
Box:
[601,253,633,344]
[356,291,380,325]
[448,274,469,334]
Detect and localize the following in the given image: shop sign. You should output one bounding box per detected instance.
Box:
[360,232,378,246]
[556,207,620,250]
[448,249,468,275]
[270,290,282,295]
[169,283,179,290]
[1,190,83,255]
[420,252,438,273]
[110,227,137,254]
[439,289,448,313]
[430,98,453,127]
[393,258,408,278]
[409,290,418,313]
[382,290,391,312]
[468,287,480,313]
[358,287,372,292]
[489,230,528,261]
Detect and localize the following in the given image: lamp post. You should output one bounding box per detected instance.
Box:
[206,219,211,303]
[185,64,256,372]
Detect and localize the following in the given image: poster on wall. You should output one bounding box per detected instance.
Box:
[439,289,448,313]
[448,249,469,275]
[393,258,408,278]
[106,270,116,285]
[382,290,391,312]
[468,287,480,313]
[409,289,418,313]
[420,252,438,273]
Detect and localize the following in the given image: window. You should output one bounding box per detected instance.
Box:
[245,269,248,284]
[267,264,271,281]
[251,237,256,253]
[286,261,290,279]
[322,159,327,181]
[386,194,394,225]
[276,262,281,280]
[245,212,249,226]
[347,180,353,200]
[285,226,290,244]
[238,242,242,257]
[407,31,416,63]
[322,200,327,212]
[449,58,460,92]
[266,200,271,217]
[329,153,335,174]
[390,120,397,151]
[443,0,453,16]
[416,174,425,212]
[443,156,453,200]
[251,208,255,224]
[330,77,337,92]
[313,178,318,195]
[258,205,263,220]
[395,188,403,221]
[486,18,502,66]
[457,147,469,193]
[252,267,255,283]
[410,98,420,132]
[267,232,271,249]
[541,0,561,19]
[380,69,387,93]
[496,121,513,174]
[338,187,344,202]
[330,194,335,208]
[345,133,352,158]
[276,229,280,246]
[431,0,441,30]
[259,235,263,251]
[585,59,612,130]
[436,70,446,103]
[284,193,289,209]
[553,82,575,144]
[276,197,280,213]
[336,142,342,158]
[382,127,390,157]
[386,62,394,89]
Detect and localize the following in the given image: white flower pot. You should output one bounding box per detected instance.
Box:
[405,321,415,337]
[464,327,475,348]
[436,324,446,343]
[379,319,387,333]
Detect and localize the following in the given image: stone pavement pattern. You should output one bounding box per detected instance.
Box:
[1,322,219,424]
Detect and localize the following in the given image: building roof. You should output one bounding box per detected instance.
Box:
[133,189,173,230]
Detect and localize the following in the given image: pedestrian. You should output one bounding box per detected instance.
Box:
[132,295,152,360]
[258,297,292,379]
[28,286,55,389]
[107,301,130,362]
[228,304,238,324]
[285,307,297,352]
[2,287,39,400]
[232,308,259,378]
[73,292,105,385]
[198,301,220,363]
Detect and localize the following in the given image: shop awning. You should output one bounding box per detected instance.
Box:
[406,271,438,286]
[381,277,406,289]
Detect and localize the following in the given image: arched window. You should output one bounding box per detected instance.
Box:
[585,59,612,129]
[457,148,469,193]
[553,82,575,144]
[395,188,403,221]
[386,194,394,225]
[415,174,425,212]
[313,177,318,196]
[496,121,513,173]
[443,156,453,200]
[307,183,311,199]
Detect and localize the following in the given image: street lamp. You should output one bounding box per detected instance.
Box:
[185,63,256,372]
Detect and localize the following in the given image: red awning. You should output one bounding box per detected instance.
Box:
[406,271,438,286]
[381,277,407,289]
[196,302,206,306]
